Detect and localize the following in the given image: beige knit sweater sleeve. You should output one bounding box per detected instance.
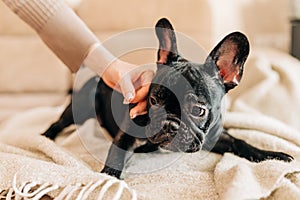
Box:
[2,0,115,74]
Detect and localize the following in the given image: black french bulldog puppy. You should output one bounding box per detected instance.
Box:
[42,18,293,179]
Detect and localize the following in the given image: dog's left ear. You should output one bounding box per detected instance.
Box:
[206,32,250,92]
[155,18,179,65]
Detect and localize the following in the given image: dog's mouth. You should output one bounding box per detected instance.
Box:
[146,115,203,153]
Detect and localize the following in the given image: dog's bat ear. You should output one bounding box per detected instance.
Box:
[206,32,250,92]
[155,18,179,65]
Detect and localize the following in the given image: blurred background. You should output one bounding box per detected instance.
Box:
[0,0,299,122]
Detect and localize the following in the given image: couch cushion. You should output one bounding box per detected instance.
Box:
[0,93,69,123]
[0,36,72,93]
[77,0,212,49]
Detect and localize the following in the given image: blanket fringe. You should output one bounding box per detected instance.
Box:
[0,173,137,200]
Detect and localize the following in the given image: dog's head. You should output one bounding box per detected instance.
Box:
[145,18,249,152]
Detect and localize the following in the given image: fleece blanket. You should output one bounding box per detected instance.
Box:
[1,47,300,200]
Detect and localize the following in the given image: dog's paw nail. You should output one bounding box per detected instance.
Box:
[287,155,294,162]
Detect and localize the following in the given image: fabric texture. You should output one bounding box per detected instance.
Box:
[0,107,136,200]
[0,48,300,199]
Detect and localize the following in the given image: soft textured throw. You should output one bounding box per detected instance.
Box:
[1,48,300,200]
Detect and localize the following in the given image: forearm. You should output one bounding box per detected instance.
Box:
[2,0,114,74]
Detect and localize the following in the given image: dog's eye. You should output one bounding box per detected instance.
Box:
[150,96,158,105]
[191,106,206,117]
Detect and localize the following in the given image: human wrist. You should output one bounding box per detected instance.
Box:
[83,43,116,77]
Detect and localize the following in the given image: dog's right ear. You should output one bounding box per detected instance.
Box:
[155,18,179,65]
[205,32,250,92]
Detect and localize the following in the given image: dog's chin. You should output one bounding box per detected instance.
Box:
[159,140,202,153]
[147,130,203,153]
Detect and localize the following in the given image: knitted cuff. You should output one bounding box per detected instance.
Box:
[2,0,63,32]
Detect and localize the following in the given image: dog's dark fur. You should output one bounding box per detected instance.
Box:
[42,18,293,179]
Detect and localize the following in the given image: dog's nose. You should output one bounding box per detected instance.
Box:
[162,120,179,135]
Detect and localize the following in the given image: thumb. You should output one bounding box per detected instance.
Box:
[119,74,135,104]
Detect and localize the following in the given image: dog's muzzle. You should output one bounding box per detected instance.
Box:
[146,114,203,153]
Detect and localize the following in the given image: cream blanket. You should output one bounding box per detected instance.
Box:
[1,48,300,200]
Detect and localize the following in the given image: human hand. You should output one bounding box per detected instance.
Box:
[102,59,155,118]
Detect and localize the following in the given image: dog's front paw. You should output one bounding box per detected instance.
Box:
[262,151,294,162]
[248,150,294,163]
[41,123,62,140]
[231,138,294,163]
[41,131,56,140]
[101,166,122,179]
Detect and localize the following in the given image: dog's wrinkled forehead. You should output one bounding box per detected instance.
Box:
[151,60,223,106]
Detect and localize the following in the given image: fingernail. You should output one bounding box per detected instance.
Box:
[130,111,148,119]
[130,113,137,119]
[123,92,134,104]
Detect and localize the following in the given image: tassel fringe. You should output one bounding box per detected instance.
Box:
[0,173,137,200]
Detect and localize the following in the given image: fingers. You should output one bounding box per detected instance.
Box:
[118,74,136,104]
[107,61,154,118]
[129,100,148,119]
[120,66,154,104]
[131,69,154,103]
[130,84,150,103]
